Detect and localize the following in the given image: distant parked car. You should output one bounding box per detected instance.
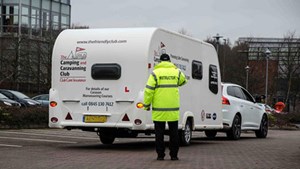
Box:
[0,89,41,107]
[0,93,21,107]
[204,83,268,140]
[32,94,49,107]
[257,103,275,114]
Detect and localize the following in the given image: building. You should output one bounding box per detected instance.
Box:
[0,0,71,93]
[238,37,300,112]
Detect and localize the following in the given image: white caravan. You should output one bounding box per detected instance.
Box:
[49,28,223,145]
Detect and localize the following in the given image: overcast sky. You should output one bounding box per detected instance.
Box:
[71,0,300,43]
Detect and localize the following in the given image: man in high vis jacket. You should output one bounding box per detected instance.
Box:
[144,53,187,161]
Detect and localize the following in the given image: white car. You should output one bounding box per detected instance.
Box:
[205,83,268,140]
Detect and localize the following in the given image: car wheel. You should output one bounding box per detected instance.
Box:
[255,115,268,138]
[205,130,217,139]
[226,114,241,140]
[98,128,116,144]
[179,120,192,146]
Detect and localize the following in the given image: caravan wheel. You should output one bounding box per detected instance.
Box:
[98,128,116,144]
[179,120,192,146]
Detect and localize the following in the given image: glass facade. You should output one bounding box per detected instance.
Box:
[0,0,71,36]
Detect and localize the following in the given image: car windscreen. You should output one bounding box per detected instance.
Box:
[10,91,30,99]
[0,93,8,99]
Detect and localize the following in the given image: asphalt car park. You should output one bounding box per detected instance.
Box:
[0,129,299,169]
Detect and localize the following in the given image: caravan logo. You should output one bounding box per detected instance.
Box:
[61,47,87,60]
[153,42,166,62]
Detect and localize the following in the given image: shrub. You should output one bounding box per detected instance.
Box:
[0,106,48,129]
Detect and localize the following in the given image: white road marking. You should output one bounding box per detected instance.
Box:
[0,143,22,148]
[0,131,98,140]
[0,136,77,144]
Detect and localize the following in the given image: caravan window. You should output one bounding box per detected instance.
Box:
[192,60,202,80]
[91,64,121,80]
[209,64,218,94]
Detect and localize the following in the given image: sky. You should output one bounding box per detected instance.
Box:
[71,0,300,44]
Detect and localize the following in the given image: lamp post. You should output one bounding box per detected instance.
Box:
[213,33,223,80]
[245,65,250,90]
[265,48,271,104]
[213,33,223,54]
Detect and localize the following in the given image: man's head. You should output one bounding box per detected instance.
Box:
[160,54,170,62]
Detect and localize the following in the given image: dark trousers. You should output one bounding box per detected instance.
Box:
[154,121,179,158]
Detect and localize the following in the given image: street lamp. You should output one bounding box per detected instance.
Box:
[245,65,250,90]
[265,48,271,104]
[213,33,223,54]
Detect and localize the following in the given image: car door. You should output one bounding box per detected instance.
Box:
[239,87,261,129]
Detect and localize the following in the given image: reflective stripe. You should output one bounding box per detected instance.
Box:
[178,70,181,86]
[152,107,180,111]
[157,84,178,88]
[151,72,158,88]
[143,104,151,107]
[146,85,155,90]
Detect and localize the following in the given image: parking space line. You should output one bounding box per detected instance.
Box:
[0,136,77,144]
[0,143,22,148]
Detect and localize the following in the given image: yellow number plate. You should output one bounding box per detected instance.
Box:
[84,115,107,123]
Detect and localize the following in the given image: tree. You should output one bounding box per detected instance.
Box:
[277,31,300,112]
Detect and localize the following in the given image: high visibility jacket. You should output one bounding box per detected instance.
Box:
[144,61,187,122]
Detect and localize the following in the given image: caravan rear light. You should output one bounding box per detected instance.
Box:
[136,102,144,109]
[222,96,230,105]
[50,101,57,107]
[134,119,142,125]
[51,117,58,123]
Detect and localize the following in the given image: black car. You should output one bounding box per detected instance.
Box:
[0,93,21,107]
[0,89,41,107]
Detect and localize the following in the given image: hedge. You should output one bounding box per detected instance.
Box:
[0,106,48,129]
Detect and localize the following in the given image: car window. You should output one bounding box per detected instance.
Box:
[227,86,245,99]
[240,88,255,102]
[1,91,14,99]
[234,87,246,100]
[0,93,8,99]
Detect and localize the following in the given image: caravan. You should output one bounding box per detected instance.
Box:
[49,28,223,145]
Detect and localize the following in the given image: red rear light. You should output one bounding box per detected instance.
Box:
[222,96,230,105]
[50,101,57,107]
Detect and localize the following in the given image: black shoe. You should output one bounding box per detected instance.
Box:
[157,157,164,161]
[171,157,179,161]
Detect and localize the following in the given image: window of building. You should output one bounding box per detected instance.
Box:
[61,15,69,25]
[21,0,30,5]
[209,64,218,94]
[52,2,60,13]
[42,0,50,10]
[3,0,19,4]
[61,4,70,15]
[32,0,41,8]
[92,64,122,80]
[192,60,202,80]
[61,0,70,4]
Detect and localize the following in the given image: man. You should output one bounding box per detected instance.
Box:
[144,53,187,161]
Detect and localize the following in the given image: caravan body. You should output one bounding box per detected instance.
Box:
[49,28,222,144]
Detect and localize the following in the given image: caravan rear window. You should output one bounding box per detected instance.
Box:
[91,64,121,80]
[192,60,203,80]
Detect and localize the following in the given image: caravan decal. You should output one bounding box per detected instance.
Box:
[59,47,87,82]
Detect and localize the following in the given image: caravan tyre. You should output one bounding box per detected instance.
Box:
[99,128,116,144]
[179,120,192,146]
[205,130,217,139]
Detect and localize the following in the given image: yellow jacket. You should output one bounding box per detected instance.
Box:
[144,61,187,121]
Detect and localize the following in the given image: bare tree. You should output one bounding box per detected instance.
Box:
[278,31,300,111]
[178,28,192,37]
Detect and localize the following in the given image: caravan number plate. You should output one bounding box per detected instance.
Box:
[84,115,107,123]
